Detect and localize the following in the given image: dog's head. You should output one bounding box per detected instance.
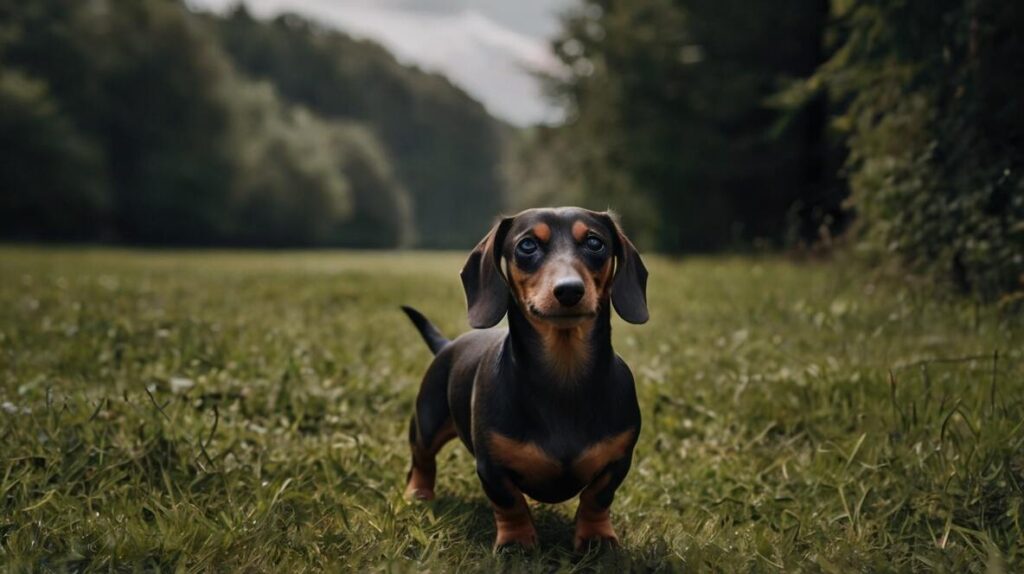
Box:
[460,207,648,329]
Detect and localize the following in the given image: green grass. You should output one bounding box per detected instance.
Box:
[1,247,1022,572]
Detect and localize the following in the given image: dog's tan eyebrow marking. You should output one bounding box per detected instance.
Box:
[572,221,589,242]
[532,223,551,242]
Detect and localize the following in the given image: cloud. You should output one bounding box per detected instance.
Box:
[187,0,567,125]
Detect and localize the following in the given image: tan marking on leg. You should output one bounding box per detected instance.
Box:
[572,429,635,482]
[572,221,589,242]
[429,418,458,452]
[493,481,538,549]
[574,473,618,551]
[532,223,551,243]
[405,466,436,501]
[405,418,457,501]
[489,433,562,484]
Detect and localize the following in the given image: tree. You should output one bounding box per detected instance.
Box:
[0,68,109,240]
[0,0,421,248]
[543,0,839,251]
[0,0,237,244]
[226,81,410,247]
[810,0,1024,301]
[213,9,506,248]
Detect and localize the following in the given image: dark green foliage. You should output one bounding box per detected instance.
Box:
[328,126,414,249]
[225,87,411,248]
[0,0,241,244]
[214,9,506,248]
[96,0,239,245]
[538,0,841,251]
[0,0,500,248]
[227,87,351,247]
[0,69,109,240]
[541,0,1023,304]
[810,0,1024,302]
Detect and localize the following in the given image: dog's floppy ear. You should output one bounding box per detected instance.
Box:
[601,213,649,324]
[461,217,514,329]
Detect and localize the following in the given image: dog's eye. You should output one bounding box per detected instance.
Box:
[584,235,605,252]
[517,238,539,255]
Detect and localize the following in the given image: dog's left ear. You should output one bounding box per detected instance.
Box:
[600,213,649,324]
[460,217,514,329]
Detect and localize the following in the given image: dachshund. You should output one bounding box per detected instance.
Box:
[401,207,648,550]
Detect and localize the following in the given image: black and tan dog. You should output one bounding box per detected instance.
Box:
[401,207,648,550]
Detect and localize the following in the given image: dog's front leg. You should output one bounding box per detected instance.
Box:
[574,455,632,551]
[476,459,537,550]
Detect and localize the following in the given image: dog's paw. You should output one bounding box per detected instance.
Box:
[403,485,435,501]
[493,515,538,550]
[573,516,619,552]
[404,467,435,501]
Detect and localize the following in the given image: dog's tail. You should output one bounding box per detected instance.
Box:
[401,306,449,356]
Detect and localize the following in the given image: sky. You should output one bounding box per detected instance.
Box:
[186,0,577,126]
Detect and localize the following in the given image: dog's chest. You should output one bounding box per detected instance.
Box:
[488,428,634,487]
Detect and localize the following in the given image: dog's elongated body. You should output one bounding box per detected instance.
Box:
[402,207,649,550]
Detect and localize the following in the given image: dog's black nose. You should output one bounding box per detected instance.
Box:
[553,278,585,307]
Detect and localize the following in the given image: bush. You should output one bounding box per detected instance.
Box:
[819,0,1024,302]
[540,0,839,252]
[214,8,504,248]
[227,82,411,247]
[0,68,110,240]
[0,0,415,248]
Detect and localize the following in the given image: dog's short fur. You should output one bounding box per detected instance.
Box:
[402,207,648,550]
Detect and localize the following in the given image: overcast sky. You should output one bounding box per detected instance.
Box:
[186,0,576,125]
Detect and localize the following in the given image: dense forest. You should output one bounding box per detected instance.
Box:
[525,0,841,252]
[211,9,506,248]
[0,0,504,248]
[0,0,1021,301]
[531,0,1023,301]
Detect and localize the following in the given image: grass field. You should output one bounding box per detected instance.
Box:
[1,247,1022,572]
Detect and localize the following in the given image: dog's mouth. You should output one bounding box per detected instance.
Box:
[527,304,596,323]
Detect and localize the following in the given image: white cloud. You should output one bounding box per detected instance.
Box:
[187,0,568,125]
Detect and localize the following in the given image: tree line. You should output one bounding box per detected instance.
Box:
[1,0,1020,301]
[531,0,1022,301]
[0,0,504,248]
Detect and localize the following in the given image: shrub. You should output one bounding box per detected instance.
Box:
[820,0,1024,302]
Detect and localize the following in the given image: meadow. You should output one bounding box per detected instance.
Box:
[1,247,1021,572]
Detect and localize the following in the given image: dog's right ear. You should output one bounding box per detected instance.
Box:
[598,212,649,325]
[460,217,514,329]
